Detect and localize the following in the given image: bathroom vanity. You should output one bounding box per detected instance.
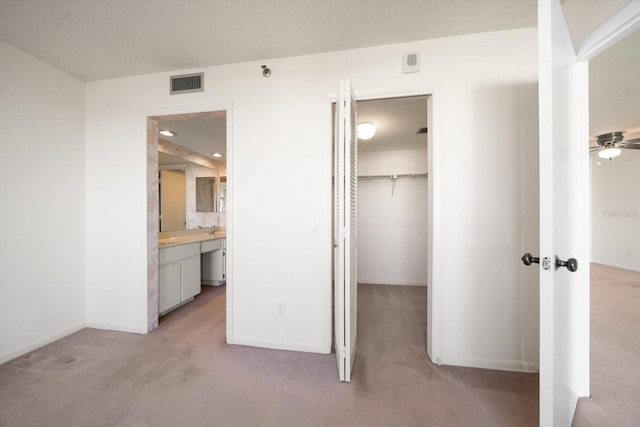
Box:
[158,242,201,314]
[158,231,226,315]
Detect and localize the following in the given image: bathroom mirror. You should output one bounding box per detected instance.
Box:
[156,111,227,227]
[196,176,216,212]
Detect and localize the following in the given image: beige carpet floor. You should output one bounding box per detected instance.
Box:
[573,263,640,427]
[2,281,542,426]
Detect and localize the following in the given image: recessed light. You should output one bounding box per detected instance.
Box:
[159,130,176,137]
[212,152,223,158]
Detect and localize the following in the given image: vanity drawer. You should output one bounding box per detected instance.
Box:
[159,243,200,266]
[201,239,222,253]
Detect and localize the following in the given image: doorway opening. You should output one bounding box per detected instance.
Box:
[356,96,429,288]
[355,95,430,366]
[331,89,433,382]
[146,110,228,331]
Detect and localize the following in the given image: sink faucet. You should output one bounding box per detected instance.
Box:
[209,225,217,235]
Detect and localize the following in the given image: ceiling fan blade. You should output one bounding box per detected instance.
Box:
[589,146,602,153]
[619,138,640,150]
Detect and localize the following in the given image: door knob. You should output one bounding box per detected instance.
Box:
[555,255,578,272]
[521,253,539,266]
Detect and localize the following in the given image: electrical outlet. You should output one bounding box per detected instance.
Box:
[276,301,287,317]
[628,250,636,257]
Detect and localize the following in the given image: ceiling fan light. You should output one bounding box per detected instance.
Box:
[357,122,376,140]
[598,147,621,159]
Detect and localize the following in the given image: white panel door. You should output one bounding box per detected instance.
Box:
[334,79,358,382]
[537,0,590,425]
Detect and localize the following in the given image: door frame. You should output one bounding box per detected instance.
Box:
[329,81,444,364]
[144,103,234,336]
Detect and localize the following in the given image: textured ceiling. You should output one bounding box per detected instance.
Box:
[1,0,637,147]
[589,29,640,141]
[357,96,428,152]
[0,0,537,82]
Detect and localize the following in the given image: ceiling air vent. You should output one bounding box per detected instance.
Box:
[170,72,204,95]
[417,127,428,134]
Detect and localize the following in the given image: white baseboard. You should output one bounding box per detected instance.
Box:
[0,322,86,364]
[231,335,330,355]
[85,322,147,335]
[591,259,640,273]
[442,354,539,373]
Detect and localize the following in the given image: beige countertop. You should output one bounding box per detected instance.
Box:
[158,231,226,248]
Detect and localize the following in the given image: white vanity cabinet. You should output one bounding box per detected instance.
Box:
[158,242,201,314]
[201,238,226,285]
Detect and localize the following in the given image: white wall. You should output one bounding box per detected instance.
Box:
[591,150,640,271]
[85,28,539,369]
[0,41,86,363]
[358,149,428,286]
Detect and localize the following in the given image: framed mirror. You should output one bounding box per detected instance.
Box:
[196,176,216,212]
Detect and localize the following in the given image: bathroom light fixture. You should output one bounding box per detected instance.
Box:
[212,152,223,158]
[357,122,376,140]
[159,130,177,137]
[598,147,621,159]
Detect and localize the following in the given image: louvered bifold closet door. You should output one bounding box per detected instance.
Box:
[334,79,358,382]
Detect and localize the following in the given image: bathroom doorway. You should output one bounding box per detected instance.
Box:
[146,110,229,331]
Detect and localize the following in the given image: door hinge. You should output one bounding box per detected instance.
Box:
[542,257,551,271]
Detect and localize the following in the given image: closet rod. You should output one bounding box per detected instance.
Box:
[357,172,428,181]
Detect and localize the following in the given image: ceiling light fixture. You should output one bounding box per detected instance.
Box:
[598,147,621,160]
[159,130,176,137]
[212,152,223,158]
[357,122,376,140]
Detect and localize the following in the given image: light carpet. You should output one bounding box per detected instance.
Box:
[1,283,541,426]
